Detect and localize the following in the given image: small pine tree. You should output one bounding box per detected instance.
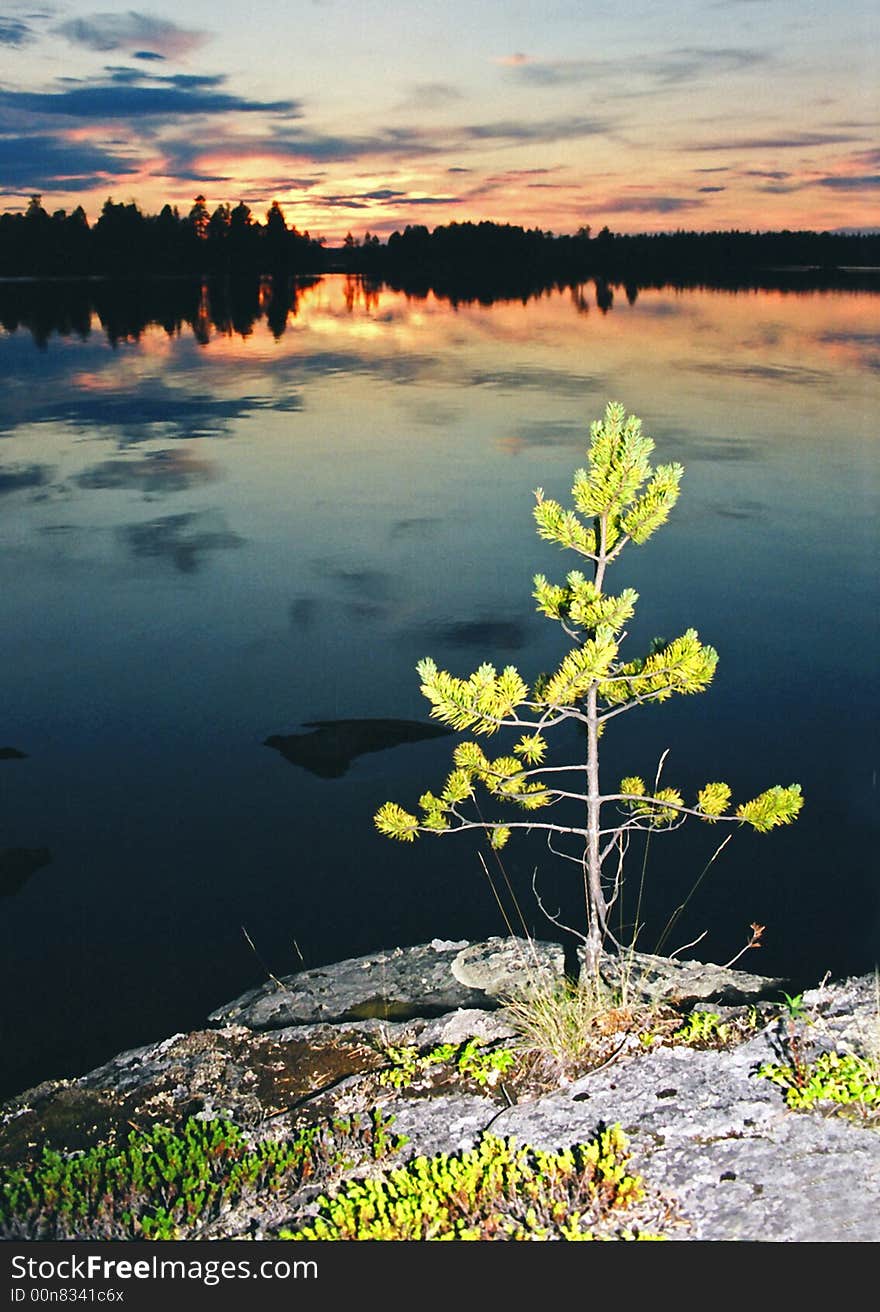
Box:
[375,402,802,974]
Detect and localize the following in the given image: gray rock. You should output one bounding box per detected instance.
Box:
[596,949,785,1005]
[485,1019,880,1242]
[209,936,564,1030]
[4,943,877,1243]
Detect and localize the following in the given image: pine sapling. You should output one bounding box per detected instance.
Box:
[375,402,803,974]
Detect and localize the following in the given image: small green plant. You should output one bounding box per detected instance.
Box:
[375,402,803,975]
[379,1038,514,1090]
[756,1049,880,1119]
[0,1111,405,1241]
[779,991,808,1021]
[642,1004,761,1050]
[670,1011,730,1046]
[281,1125,664,1240]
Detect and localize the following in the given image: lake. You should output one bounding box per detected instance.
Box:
[1,274,877,1098]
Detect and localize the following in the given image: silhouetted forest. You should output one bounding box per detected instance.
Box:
[2,195,878,286]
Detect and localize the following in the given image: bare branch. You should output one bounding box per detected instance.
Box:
[668,929,708,959]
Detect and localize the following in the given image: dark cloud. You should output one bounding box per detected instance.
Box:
[647,46,771,84]
[697,185,725,193]
[157,111,609,175]
[75,449,217,495]
[500,47,768,89]
[133,50,165,62]
[264,126,442,164]
[403,195,455,205]
[0,18,34,46]
[399,82,462,109]
[122,511,243,573]
[464,115,609,144]
[690,130,862,151]
[361,189,407,201]
[500,57,607,87]
[311,189,436,211]
[0,134,135,189]
[817,174,880,190]
[0,463,52,495]
[318,186,456,209]
[56,12,207,58]
[599,196,705,214]
[0,84,299,122]
[104,67,226,90]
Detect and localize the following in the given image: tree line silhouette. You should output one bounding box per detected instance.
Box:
[2,195,877,285]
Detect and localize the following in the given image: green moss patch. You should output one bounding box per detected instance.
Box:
[282,1124,668,1241]
[0,1111,405,1240]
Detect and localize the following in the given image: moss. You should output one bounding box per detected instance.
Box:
[378,1038,515,1091]
[281,1124,666,1241]
[0,1110,405,1240]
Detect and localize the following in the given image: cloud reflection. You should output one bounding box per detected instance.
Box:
[122,510,244,573]
[76,449,218,495]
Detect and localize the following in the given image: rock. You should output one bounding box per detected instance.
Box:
[451,938,564,994]
[2,943,877,1242]
[209,936,564,1030]
[596,949,786,1005]
[0,747,27,760]
[0,847,51,898]
[264,718,453,779]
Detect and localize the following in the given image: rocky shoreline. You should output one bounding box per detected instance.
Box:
[1,937,877,1241]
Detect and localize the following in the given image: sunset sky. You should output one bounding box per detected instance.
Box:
[1,1,877,243]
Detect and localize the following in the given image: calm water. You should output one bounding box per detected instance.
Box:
[1,275,877,1097]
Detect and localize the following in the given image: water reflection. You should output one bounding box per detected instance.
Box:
[77,450,217,496]
[265,719,453,780]
[0,849,52,899]
[0,274,876,1100]
[122,511,244,573]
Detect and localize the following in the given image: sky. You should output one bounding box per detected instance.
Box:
[0,0,877,243]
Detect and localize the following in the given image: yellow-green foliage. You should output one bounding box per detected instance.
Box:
[282,1126,660,1241]
[670,1011,730,1046]
[374,400,803,965]
[757,1050,880,1116]
[378,1038,515,1090]
[0,1113,404,1241]
[735,785,805,832]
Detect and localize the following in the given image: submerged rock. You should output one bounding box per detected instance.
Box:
[264,717,452,779]
[0,747,27,760]
[0,847,51,898]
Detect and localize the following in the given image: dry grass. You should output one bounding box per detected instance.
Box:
[500,974,659,1087]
